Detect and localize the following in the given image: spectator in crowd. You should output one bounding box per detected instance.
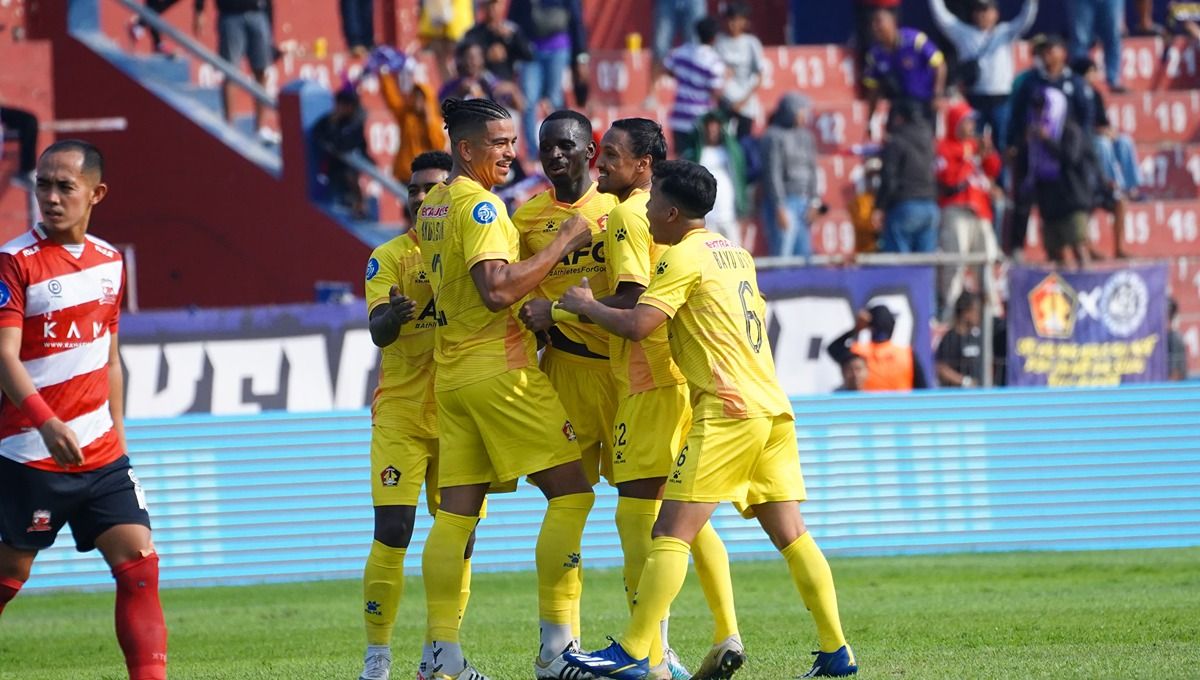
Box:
[1166,1,1200,42]
[852,0,902,91]
[714,1,765,141]
[1026,87,1094,267]
[339,0,374,56]
[418,0,474,81]
[828,305,928,391]
[128,0,186,56]
[875,99,939,254]
[375,57,446,185]
[862,9,947,130]
[437,41,500,102]
[464,0,534,85]
[1068,0,1125,92]
[1075,56,1142,258]
[1132,0,1164,35]
[936,101,1001,318]
[760,93,819,258]
[928,0,1039,151]
[0,105,38,188]
[313,87,370,218]
[851,157,883,253]
[653,0,708,65]
[664,17,726,155]
[835,353,870,392]
[684,112,747,245]
[194,0,275,141]
[1006,35,1095,255]
[508,0,590,161]
[936,292,985,387]
[1168,298,1189,381]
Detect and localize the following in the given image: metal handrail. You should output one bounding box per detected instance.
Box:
[109,0,408,204]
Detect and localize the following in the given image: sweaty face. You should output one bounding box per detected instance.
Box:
[539,120,593,185]
[407,167,449,222]
[35,150,105,236]
[596,128,640,196]
[465,118,518,189]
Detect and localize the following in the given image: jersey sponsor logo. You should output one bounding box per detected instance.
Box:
[472,201,498,225]
[26,509,52,533]
[100,279,118,305]
[562,420,577,442]
[560,240,605,267]
[47,280,63,296]
[366,257,380,280]
[93,243,116,258]
[0,281,10,307]
[420,204,449,218]
[597,214,609,231]
[380,465,400,487]
[21,246,39,258]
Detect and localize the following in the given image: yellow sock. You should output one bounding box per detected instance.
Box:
[781,532,847,652]
[620,536,690,660]
[422,510,477,643]
[570,564,583,641]
[536,492,594,625]
[691,521,739,643]
[363,541,407,646]
[615,497,664,665]
[459,558,472,623]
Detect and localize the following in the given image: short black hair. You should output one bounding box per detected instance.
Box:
[411,150,452,175]
[652,159,716,219]
[609,118,667,164]
[455,40,481,60]
[724,1,751,18]
[40,139,104,181]
[335,87,360,107]
[696,16,720,44]
[442,97,511,143]
[955,291,981,318]
[542,109,593,138]
[1169,297,1179,320]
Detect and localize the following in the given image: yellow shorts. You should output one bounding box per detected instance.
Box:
[370,426,438,513]
[542,347,618,486]
[436,367,582,487]
[611,383,691,485]
[665,414,807,518]
[418,0,473,41]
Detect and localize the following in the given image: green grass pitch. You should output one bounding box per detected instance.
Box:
[2,548,1198,679]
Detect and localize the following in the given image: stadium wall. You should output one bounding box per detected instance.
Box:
[22,384,1200,591]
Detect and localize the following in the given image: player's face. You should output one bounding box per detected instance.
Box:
[646,178,680,244]
[539,120,593,185]
[463,118,518,188]
[596,128,641,195]
[407,167,449,222]
[35,150,107,236]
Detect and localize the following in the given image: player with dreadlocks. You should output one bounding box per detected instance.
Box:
[413,98,596,680]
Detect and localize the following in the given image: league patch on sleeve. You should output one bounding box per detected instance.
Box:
[0,281,10,306]
[472,201,498,225]
[366,257,380,280]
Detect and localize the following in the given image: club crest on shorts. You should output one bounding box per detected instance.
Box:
[26,509,52,533]
[562,420,577,442]
[380,466,400,487]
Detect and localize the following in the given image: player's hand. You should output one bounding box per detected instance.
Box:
[776,206,792,232]
[559,277,595,314]
[39,418,84,469]
[519,297,554,332]
[557,213,593,253]
[855,309,872,331]
[387,284,416,324]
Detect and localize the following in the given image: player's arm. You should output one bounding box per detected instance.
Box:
[470,213,591,312]
[558,278,667,341]
[0,326,83,468]
[107,332,127,452]
[368,285,417,348]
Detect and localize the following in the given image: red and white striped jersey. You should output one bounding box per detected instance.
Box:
[0,225,125,472]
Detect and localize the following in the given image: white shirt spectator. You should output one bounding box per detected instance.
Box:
[715,31,765,122]
[928,0,1038,96]
[699,144,740,244]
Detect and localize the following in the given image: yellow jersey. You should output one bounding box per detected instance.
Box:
[365,232,438,437]
[513,183,619,357]
[639,229,792,421]
[604,188,685,396]
[416,176,537,392]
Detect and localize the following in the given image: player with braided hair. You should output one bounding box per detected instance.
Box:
[413,98,596,680]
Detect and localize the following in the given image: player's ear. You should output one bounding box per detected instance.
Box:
[90,182,109,206]
[585,139,596,161]
[456,137,474,164]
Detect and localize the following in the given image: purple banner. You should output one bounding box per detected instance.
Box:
[1007,265,1169,387]
[759,265,936,394]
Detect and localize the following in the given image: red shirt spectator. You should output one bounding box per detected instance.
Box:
[936,101,1001,221]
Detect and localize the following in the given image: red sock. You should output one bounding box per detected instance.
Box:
[112,553,168,680]
[0,576,23,615]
